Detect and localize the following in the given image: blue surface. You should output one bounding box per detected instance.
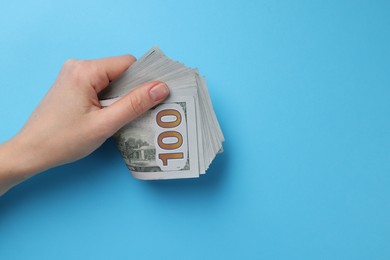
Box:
[1,1,389,259]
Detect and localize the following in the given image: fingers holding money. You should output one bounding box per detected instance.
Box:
[89,54,137,93]
[97,81,170,135]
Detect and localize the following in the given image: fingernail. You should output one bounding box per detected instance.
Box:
[149,82,169,101]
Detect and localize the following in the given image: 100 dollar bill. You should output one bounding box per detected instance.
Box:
[112,96,199,180]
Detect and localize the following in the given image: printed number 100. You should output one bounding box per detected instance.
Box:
[155,107,187,170]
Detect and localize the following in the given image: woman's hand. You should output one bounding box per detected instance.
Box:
[0,55,169,195]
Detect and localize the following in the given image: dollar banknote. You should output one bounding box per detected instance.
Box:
[99,46,224,180]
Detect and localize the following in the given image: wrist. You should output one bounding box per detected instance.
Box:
[0,134,48,195]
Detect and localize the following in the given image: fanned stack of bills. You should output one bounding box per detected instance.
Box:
[99,46,224,180]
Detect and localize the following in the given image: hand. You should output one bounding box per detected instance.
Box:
[0,55,169,195]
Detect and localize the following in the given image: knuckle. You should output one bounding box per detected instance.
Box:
[63,58,78,68]
[73,60,89,71]
[128,93,145,117]
[63,59,91,84]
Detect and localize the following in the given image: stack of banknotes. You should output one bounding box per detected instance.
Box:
[99,46,224,180]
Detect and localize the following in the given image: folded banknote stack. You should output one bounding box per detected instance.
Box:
[99,46,224,180]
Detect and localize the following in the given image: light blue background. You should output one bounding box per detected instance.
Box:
[0,1,389,259]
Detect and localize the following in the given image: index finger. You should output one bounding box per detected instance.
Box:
[88,54,136,92]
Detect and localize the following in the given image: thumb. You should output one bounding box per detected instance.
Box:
[98,81,169,134]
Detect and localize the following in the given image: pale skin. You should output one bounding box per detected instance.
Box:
[0,55,169,195]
